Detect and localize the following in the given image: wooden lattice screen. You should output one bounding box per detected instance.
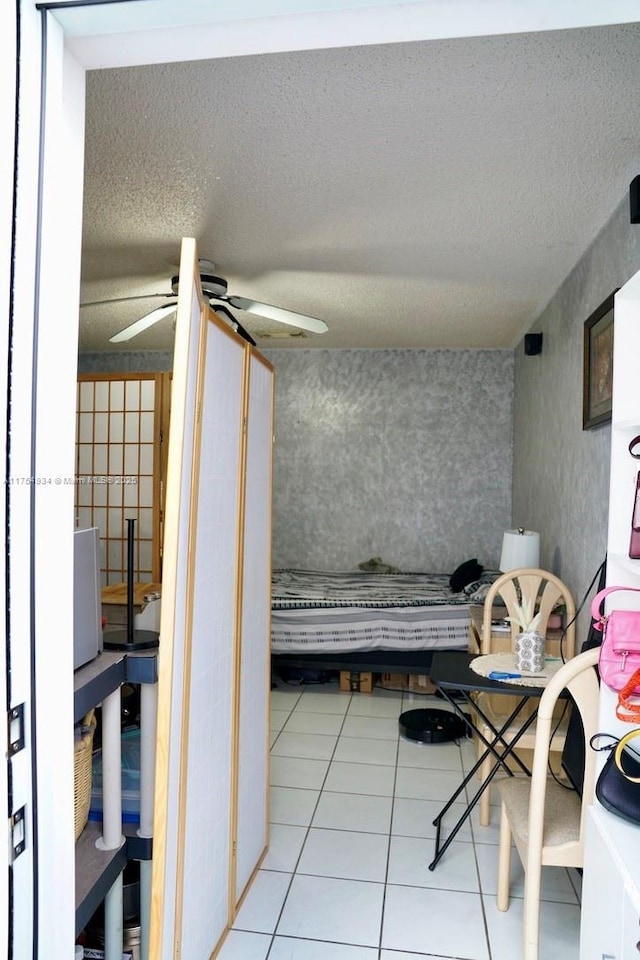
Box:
[75,373,170,585]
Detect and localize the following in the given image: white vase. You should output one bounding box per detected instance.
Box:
[515,631,545,673]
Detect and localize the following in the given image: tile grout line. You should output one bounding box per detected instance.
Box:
[264,682,354,958]
[461,731,495,960]
[264,684,308,959]
[375,695,403,957]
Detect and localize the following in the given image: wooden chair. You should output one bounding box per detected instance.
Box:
[476,568,576,825]
[495,646,599,960]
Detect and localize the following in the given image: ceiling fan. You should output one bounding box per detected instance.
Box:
[80,259,329,344]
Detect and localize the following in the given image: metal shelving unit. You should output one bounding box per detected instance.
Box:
[74,649,158,953]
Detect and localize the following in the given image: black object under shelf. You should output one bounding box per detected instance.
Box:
[124,823,153,861]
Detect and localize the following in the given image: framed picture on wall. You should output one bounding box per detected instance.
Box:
[583,290,617,430]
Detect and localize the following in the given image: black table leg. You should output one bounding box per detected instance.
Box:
[428,692,538,871]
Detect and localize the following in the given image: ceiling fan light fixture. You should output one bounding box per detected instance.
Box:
[108,302,177,343]
[171,273,228,299]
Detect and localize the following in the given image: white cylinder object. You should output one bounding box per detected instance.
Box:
[96,687,123,851]
[499,529,540,572]
[139,675,158,959]
[138,682,158,839]
[104,870,124,960]
[140,859,152,960]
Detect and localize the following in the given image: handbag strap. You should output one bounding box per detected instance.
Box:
[616,667,640,724]
[629,435,640,459]
[614,727,640,781]
[591,585,640,627]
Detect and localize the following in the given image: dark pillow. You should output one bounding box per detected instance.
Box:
[450,558,484,593]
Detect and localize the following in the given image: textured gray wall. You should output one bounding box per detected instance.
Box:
[78,351,173,373]
[265,349,513,573]
[513,196,640,633]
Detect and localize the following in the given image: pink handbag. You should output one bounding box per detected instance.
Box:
[591,586,640,693]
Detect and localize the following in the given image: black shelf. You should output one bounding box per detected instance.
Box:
[74,649,158,933]
[74,649,159,722]
[75,823,127,936]
[74,651,126,723]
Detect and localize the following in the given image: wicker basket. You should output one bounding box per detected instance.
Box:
[74,709,96,841]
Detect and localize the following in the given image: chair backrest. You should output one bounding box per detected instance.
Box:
[482,567,576,661]
[527,646,600,859]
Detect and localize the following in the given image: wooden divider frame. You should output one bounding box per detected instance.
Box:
[150,238,207,959]
[150,238,274,959]
[229,348,275,915]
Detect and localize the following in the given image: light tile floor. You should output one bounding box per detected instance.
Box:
[221,681,583,960]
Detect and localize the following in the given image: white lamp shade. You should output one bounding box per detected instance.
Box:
[499,529,540,572]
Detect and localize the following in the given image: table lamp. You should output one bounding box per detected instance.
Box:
[499,528,540,572]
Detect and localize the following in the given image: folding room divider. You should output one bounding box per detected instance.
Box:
[150,239,274,959]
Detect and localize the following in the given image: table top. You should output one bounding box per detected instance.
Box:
[101,581,162,606]
[430,650,550,696]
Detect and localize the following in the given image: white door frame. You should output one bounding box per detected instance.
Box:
[11,1,640,957]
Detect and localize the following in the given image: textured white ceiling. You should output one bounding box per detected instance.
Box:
[79,22,640,351]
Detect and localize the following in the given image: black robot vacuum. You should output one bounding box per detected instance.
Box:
[399,707,468,744]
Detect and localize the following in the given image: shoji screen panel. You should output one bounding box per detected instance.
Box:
[177,315,245,958]
[75,373,162,584]
[233,350,274,905]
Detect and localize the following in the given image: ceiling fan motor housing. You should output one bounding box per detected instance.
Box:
[170,273,228,299]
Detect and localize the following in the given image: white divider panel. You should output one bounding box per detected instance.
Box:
[150,239,207,959]
[177,316,246,957]
[234,351,274,902]
[152,239,272,956]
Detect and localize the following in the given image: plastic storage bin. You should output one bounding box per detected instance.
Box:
[89,727,140,824]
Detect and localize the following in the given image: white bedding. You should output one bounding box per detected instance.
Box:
[271,568,496,654]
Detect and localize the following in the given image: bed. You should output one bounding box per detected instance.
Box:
[270,567,498,677]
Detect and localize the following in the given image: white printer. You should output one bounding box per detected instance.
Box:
[73,526,103,669]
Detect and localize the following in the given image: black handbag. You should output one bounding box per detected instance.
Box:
[630,471,640,559]
[595,729,640,825]
[630,437,640,559]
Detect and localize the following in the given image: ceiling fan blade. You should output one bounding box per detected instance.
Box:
[108,302,177,343]
[80,293,172,308]
[210,304,257,347]
[226,296,328,334]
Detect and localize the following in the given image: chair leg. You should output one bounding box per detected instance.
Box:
[475,725,483,779]
[496,800,511,912]
[479,753,492,825]
[522,859,543,960]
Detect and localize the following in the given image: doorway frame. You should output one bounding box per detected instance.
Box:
[12,1,640,956]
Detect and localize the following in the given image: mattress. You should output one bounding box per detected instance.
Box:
[271,568,495,654]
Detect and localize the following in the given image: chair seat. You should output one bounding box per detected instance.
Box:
[497,776,581,847]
